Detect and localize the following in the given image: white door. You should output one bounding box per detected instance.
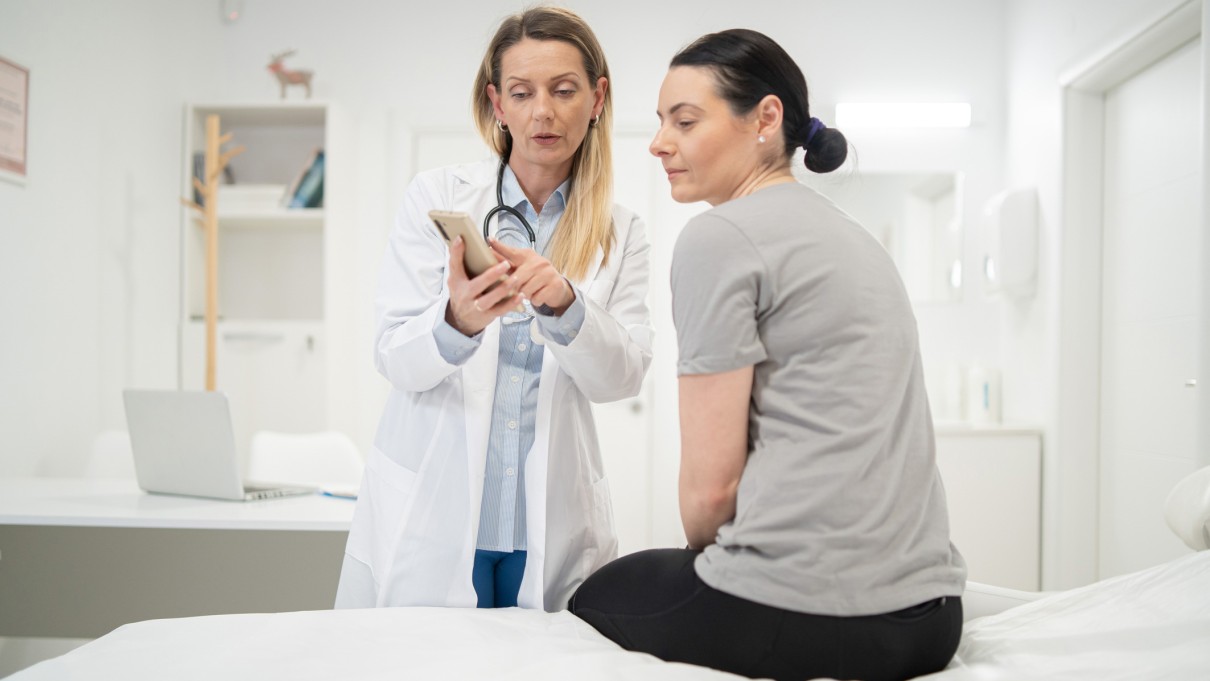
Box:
[1098,37,1202,578]
[595,133,658,555]
[607,130,710,552]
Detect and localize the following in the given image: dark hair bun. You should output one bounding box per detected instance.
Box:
[803,127,847,174]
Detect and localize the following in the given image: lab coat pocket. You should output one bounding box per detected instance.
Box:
[348,446,418,580]
[591,475,613,511]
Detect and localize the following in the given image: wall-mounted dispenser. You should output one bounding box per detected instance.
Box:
[982,187,1038,299]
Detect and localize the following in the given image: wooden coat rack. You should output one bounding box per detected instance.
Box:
[181,114,245,391]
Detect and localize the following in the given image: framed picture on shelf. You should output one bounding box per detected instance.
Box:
[0,55,30,186]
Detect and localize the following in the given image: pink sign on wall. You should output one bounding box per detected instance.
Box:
[0,56,30,182]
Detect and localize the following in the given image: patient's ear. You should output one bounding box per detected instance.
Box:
[754,94,785,141]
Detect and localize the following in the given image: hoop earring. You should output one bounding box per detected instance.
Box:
[590,114,600,128]
[496,119,508,132]
[757,134,766,144]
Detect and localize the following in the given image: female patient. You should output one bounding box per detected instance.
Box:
[570,29,966,681]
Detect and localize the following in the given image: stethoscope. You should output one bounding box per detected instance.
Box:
[483,157,554,340]
[483,158,538,249]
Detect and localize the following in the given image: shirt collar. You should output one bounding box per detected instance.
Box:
[500,163,570,215]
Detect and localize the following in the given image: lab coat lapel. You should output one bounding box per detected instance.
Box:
[519,354,557,609]
[452,164,504,240]
[455,168,504,534]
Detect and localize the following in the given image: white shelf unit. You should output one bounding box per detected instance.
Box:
[178,102,341,465]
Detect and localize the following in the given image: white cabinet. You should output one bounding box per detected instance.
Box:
[178,102,345,465]
[935,427,1042,590]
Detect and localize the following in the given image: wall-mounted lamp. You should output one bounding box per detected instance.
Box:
[834,102,972,128]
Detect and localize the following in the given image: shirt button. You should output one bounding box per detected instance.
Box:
[517,343,527,351]
[511,375,520,383]
[507,420,518,430]
[505,467,515,477]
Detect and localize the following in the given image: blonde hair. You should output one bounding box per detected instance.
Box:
[472,6,615,281]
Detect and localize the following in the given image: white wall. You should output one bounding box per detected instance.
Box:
[0,1,222,476]
[0,0,1007,481]
[204,0,1008,468]
[1001,0,1206,589]
[0,0,225,669]
[1203,0,1210,474]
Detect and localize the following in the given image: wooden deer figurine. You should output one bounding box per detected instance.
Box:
[267,49,313,99]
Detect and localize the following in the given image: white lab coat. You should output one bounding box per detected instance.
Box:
[335,158,653,612]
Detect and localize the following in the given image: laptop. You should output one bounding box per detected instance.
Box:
[123,389,314,501]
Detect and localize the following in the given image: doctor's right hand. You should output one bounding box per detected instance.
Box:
[445,236,523,337]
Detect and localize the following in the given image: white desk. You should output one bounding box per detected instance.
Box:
[0,478,355,638]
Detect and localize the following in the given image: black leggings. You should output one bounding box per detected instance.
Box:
[569,549,962,681]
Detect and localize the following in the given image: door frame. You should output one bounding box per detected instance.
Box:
[1052,0,1204,587]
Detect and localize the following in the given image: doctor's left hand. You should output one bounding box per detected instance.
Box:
[489,238,576,315]
[445,237,521,336]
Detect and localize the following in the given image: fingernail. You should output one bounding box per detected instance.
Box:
[453,236,462,245]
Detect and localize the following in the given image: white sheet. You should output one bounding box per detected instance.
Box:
[924,550,1210,680]
[15,552,1210,681]
[11,606,744,681]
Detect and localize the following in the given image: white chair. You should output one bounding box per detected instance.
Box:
[248,430,364,489]
[84,430,136,479]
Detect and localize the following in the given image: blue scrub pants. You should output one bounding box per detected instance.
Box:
[472,549,527,608]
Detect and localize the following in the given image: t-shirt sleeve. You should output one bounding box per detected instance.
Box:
[671,213,768,376]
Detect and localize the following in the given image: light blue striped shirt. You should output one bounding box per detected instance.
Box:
[432,165,586,552]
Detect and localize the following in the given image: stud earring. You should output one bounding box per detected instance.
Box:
[758,134,766,144]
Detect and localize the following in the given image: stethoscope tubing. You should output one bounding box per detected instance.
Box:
[482,159,538,250]
[482,158,555,321]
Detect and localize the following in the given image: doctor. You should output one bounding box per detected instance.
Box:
[335,7,652,612]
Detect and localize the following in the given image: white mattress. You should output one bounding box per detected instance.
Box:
[11,606,743,681]
[15,551,1210,681]
[925,550,1210,680]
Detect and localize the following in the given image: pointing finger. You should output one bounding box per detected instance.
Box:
[488,238,530,266]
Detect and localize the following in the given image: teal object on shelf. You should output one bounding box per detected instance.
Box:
[289,149,324,209]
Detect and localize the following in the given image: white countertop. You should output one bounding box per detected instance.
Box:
[933,422,1043,437]
[0,478,355,531]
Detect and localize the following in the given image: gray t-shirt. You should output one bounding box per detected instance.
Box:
[671,182,966,616]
